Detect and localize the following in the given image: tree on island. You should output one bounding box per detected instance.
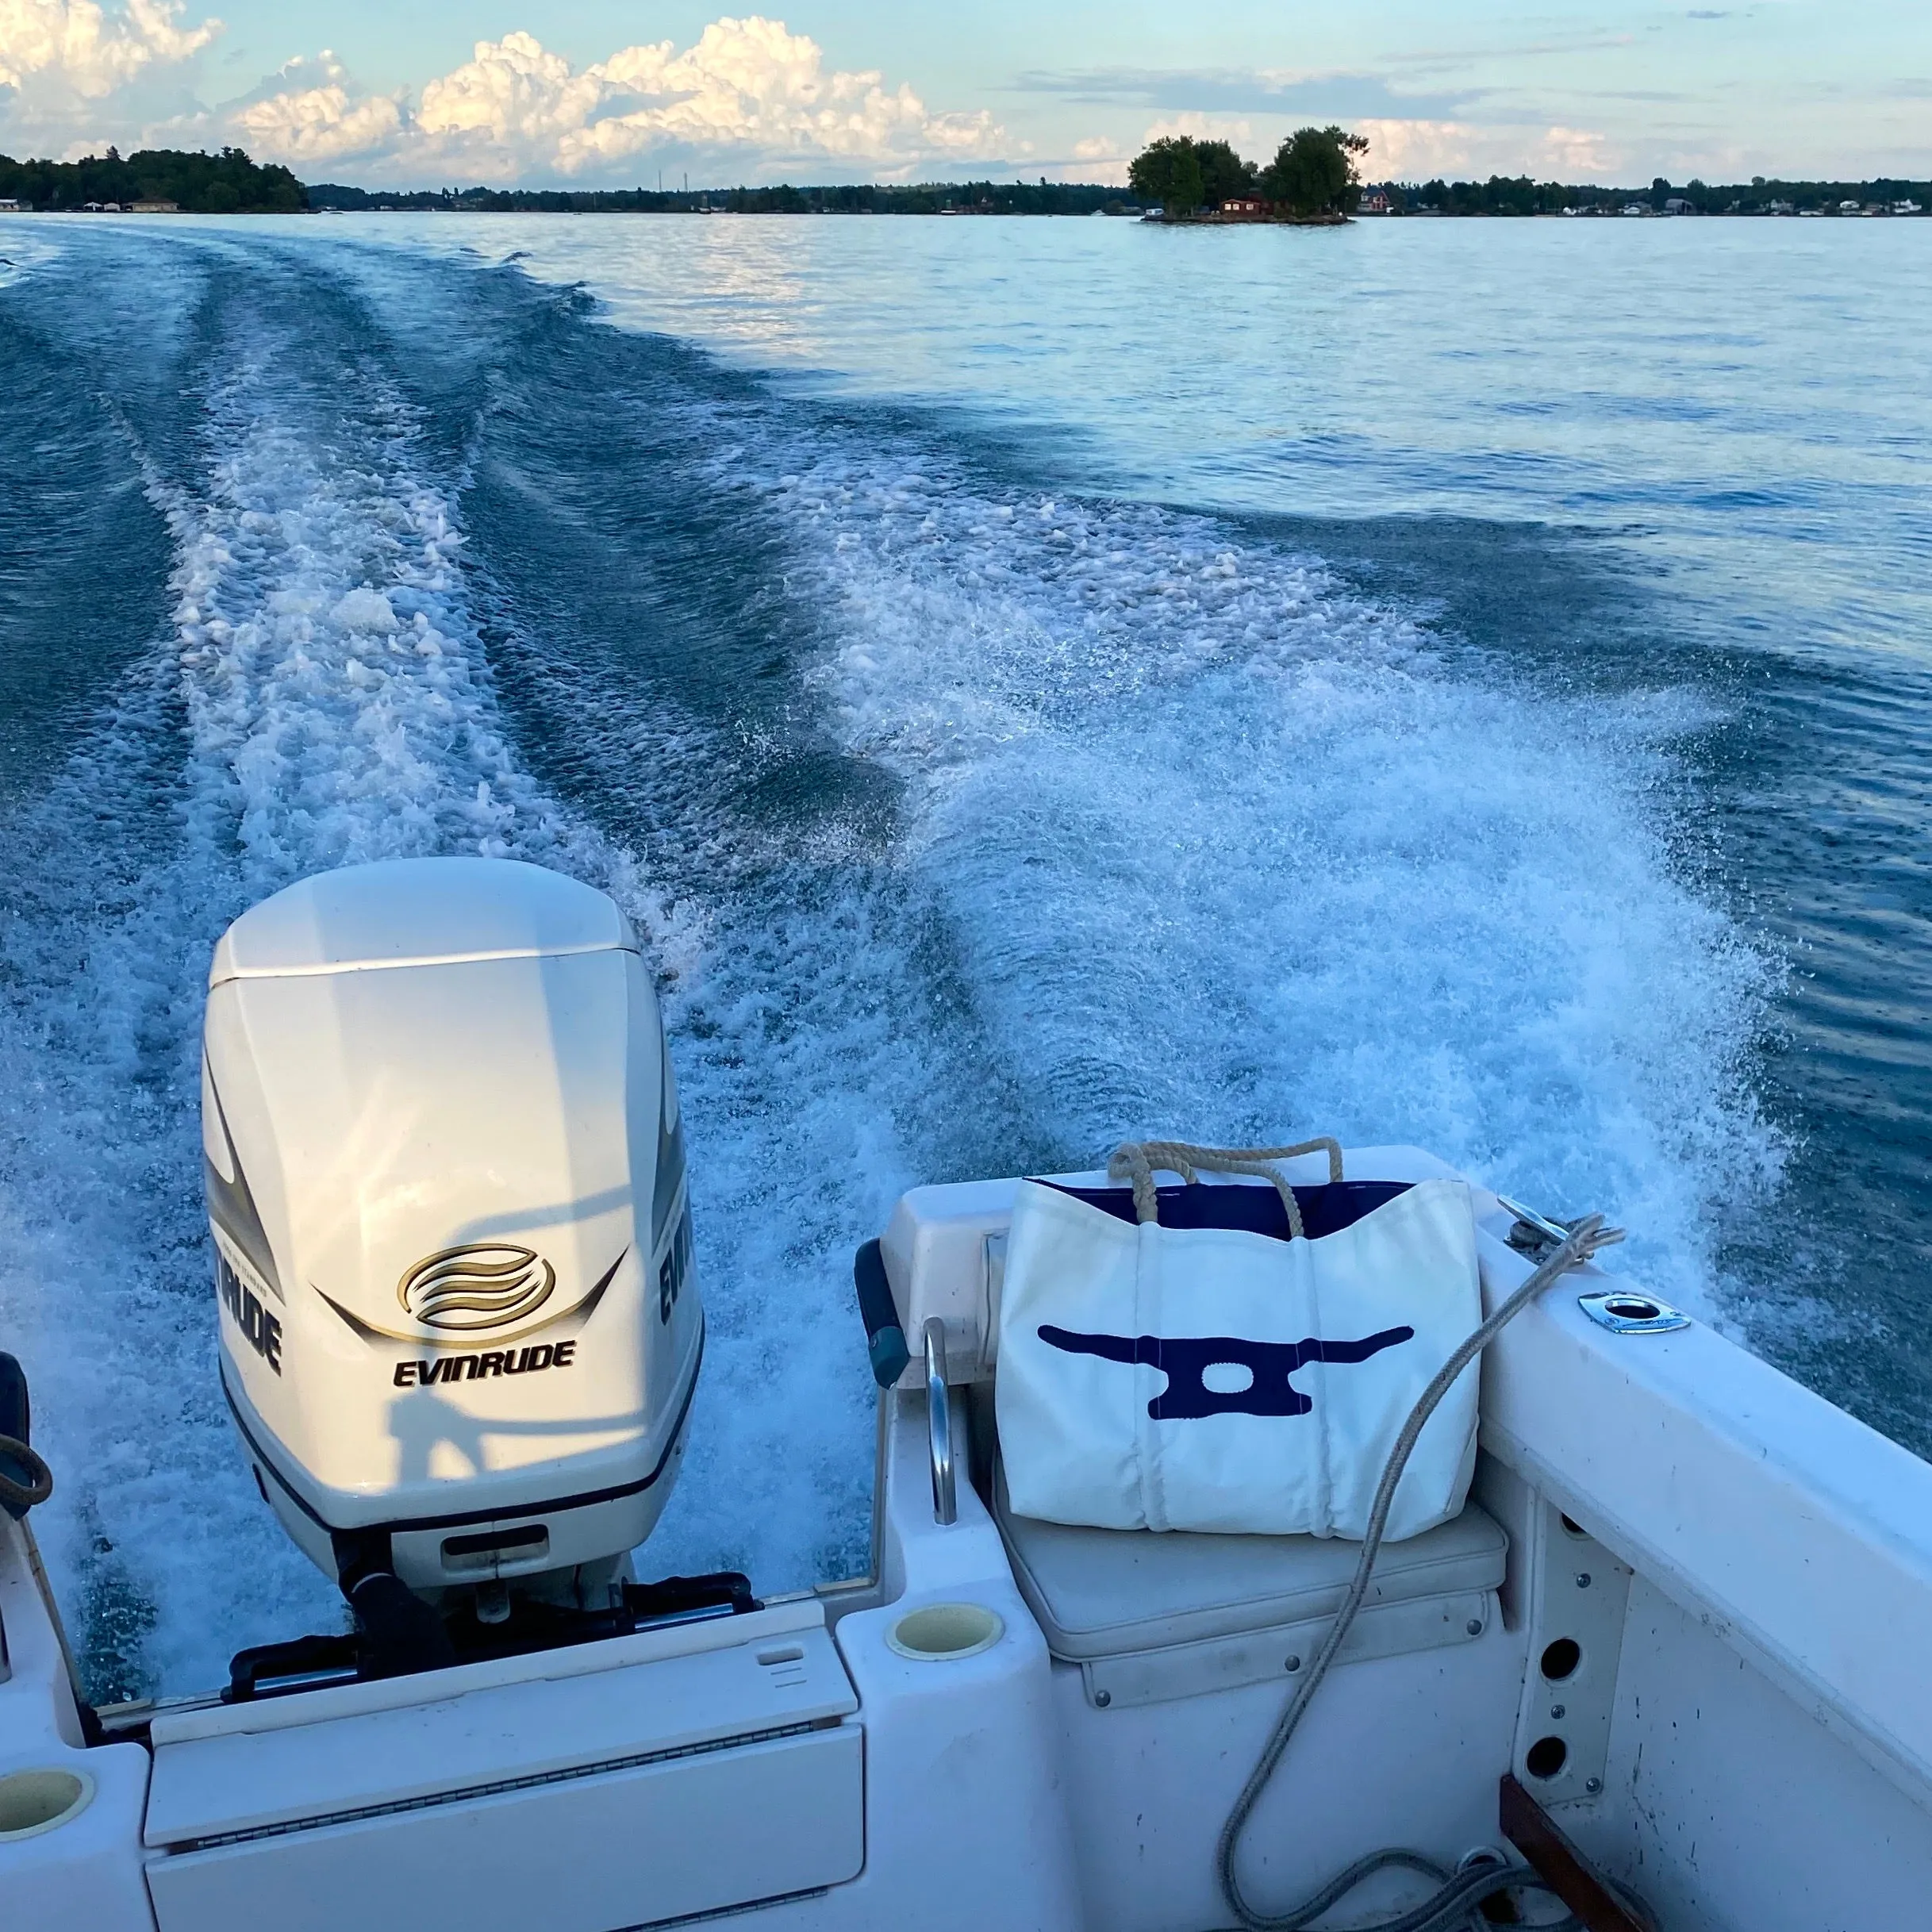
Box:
[1127,136,1257,214]
[1127,126,1366,218]
[1262,126,1370,217]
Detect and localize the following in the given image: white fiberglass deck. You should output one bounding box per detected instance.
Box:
[6,1147,1932,1930]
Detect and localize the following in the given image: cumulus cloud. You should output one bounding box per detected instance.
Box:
[394,18,1004,179]
[1356,117,1619,182]
[0,0,215,97]
[1,6,1005,180]
[230,52,402,164]
[1140,111,1257,149]
[415,31,606,157]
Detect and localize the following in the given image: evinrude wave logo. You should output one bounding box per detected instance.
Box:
[400,1244,556,1334]
[313,1246,625,1350]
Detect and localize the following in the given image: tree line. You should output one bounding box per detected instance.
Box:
[1386,175,1930,215]
[1127,128,1369,219]
[4,144,1917,223]
[305,179,1141,216]
[0,147,304,213]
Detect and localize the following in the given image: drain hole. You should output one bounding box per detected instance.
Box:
[1558,1513,1586,1537]
[1540,1638,1582,1681]
[1525,1736,1569,1780]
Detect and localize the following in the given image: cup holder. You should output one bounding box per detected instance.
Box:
[0,1767,94,1842]
[886,1601,1004,1661]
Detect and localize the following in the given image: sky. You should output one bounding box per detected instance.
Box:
[0,2,1926,187]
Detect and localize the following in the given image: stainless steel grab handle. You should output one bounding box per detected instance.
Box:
[924,1317,956,1526]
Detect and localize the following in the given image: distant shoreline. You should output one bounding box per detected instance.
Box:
[13,203,1930,222]
[297,174,1931,221]
[3,156,1926,223]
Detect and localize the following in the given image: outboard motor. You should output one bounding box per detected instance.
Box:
[202,858,703,1664]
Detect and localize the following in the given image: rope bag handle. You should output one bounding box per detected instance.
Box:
[1106,1138,1344,1242]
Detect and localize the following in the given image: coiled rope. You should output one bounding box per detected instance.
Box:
[1104,1142,1638,1928]
[1210,1208,1627,1930]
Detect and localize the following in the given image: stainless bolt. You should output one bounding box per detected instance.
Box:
[1285,1654,1302,1673]
[1585,1776,1604,1795]
[1550,1704,1566,1720]
[1466,1619,1484,1636]
[1094,1688,1112,1708]
[1576,1572,1592,1588]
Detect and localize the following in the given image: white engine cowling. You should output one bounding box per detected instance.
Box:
[202,857,701,1596]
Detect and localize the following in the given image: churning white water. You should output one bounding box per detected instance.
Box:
[0,226,1785,1700]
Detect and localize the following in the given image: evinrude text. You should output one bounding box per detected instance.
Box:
[217,1250,282,1375]
[393,1339,579,1386]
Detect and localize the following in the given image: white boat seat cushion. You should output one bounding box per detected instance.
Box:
[993,1464,1507,1707]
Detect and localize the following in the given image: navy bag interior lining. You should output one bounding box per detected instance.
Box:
[1043,1178,1412,1243]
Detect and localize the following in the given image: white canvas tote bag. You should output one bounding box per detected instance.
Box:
[995,1140,1482,1539]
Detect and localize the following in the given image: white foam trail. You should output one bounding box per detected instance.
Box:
[0,247,1784,1700]
[710,445,1784,1312]
[0,271,913,1695]
[560,411,1785,1600]
[0,307,663,1695]
[0,228,60,286]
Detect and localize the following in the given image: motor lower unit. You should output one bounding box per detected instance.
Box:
[202,857,703,1648]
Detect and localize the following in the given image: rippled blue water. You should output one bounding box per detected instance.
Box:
[0,212,1926,1700]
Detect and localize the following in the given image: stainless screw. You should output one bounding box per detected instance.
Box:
[1585,1776,1603,1795]
[1285,1654,1302,1673]
[1550,1704,1566,1720]
[1576,1572,1592,1588]
[1094,1689,1112,1708]
[1466,1619,1484,1636]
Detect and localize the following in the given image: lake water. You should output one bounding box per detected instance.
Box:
[1,210,1926,1701]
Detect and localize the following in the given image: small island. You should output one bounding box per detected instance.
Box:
[1128,127,1369,225]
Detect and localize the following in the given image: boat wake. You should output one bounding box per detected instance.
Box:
[0,233,1782,1700]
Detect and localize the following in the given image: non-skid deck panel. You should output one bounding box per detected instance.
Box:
[1043,1178,1413,1243]
[996,1467,1505,1661]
